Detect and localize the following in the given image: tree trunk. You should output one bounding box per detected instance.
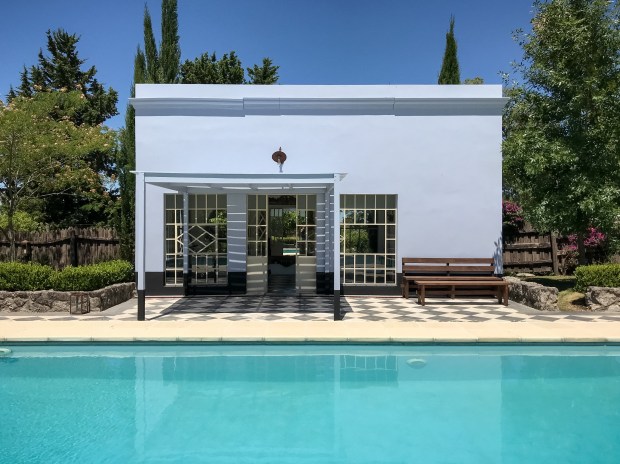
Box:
[576,232,587,266]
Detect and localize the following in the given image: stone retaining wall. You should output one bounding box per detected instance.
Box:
[586,287,620,312]
[0,282,135,313]
[504,277,559,311]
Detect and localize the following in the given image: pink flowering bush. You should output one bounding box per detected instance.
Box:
[559,228,607,275]
[502,200,525,239]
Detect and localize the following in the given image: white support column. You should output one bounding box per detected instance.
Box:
[333,176,341,320]
[182,191,189,294]
[136,172,146,321]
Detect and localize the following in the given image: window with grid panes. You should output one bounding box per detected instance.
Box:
[340,194,397,285]
[164,193,228,286]
[247,194,268,256]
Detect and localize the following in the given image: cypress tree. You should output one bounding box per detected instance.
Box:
[438,16,461,84]
[159,0,181,83]
[117,48,146,262]
[143,6,159,83]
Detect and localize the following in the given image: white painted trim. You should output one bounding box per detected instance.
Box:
[135,172,146,291]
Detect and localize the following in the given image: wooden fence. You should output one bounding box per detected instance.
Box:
[503,225,606,274]
[503,226,558,274]
[0,228,120,269]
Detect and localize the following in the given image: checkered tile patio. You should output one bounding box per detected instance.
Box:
[2,295,620,322]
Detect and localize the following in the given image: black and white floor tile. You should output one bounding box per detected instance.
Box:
[2,296,620,322]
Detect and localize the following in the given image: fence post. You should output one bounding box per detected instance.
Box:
[550,233,559,275]
[22,240,32,263]
[70,229,79,267]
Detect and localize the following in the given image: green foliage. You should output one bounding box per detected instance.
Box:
[503,0,620,247]
[0,211,41,232]
[180,52,245,84]
[344,227,371,253]
[159,0,181,83]
[0,260,133,291]
[0,262,54,291]
[143,6,159,83]
[247,58,280,84]
[0,92,113,259]
[9,28,119,227]
[463,77,484,84]
[574,263,620,292]
[16,29,118,126]
[438,16,460,84]
[51,260,134,291]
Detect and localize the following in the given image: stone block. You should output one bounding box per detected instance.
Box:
[586,287,620,312]
[504,276,559,311]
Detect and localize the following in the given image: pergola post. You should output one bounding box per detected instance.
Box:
[333,175,341,320]
[136,172,146,321]
[182,191,189,295]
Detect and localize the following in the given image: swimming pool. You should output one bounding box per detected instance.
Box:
[1,344,620,463]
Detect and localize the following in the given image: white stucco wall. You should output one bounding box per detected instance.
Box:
[134,85,504,276]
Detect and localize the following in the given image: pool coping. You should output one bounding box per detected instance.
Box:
[1,320,620,344]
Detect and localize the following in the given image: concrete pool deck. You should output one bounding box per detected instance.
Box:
[1,296,619,344]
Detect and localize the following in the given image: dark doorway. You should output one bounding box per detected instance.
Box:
[268,195,296,294]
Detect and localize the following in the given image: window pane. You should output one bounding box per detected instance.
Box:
[258,195,266,209]
[355,195,365,209]
[366,195,375,208]
[387,210,396,224]
[356,210,365,224]
[377,195,386,208]
[307,210,316,225]
[386,195,396,208]
[366,210,375,224]
[344,195,354,208]
[387,225,396,239]
[197,195,206,209]
[376,210,385,223]
[307,195,316,209]
[298,195,306,209]
[307,242,316,256]
[248,195,256,209]
[165,194,175,208]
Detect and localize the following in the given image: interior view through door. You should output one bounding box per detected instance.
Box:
[268,195,297,294]
[246,194,317,295]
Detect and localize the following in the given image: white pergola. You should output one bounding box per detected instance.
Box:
[134,172,346,321]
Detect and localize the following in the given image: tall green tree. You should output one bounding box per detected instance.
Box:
[17,29,118,126]
[159,0,181,83]
[438,16,460,84]
[0,92,113,259]
[10,29,119,227]
[116,49,146,262]
[117,0,181,260]
[503,0,620,263]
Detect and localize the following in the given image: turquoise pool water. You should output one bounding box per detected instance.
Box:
[1,345,620,463]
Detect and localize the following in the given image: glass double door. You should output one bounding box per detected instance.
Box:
[247,194,317,295]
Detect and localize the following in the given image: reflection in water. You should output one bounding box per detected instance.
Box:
[2,348,620,464]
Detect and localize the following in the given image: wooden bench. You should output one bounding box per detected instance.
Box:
[416,280,508,306]
[401,258,508,304]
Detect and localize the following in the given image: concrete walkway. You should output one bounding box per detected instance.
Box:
[1,296,619,344]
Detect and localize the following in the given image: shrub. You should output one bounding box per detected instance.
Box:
[51,260,134,291]
[574,263,620,292]
[0,262,54,291]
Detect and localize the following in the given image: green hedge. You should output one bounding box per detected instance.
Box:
[0,260,133,292]
[0,263,55,291]
[574,263,620,292]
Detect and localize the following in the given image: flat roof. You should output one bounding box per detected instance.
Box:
[135,84,503,99]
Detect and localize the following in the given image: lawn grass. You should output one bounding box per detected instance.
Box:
[523,276,587,311]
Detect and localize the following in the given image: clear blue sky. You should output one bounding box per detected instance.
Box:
[1,0,534,129]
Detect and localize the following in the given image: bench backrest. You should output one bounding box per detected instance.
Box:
[402,258,496,277]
